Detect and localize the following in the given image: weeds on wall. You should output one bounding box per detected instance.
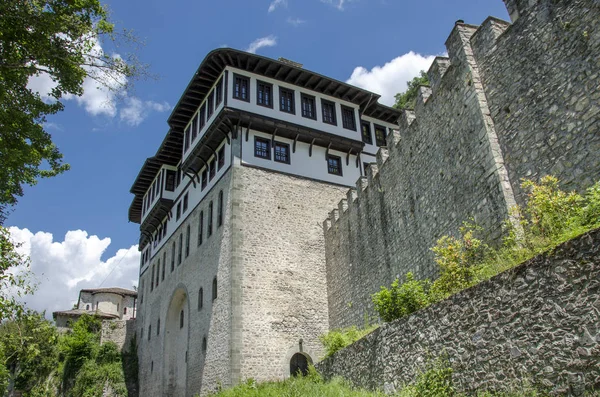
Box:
[319,323,378,358]
[371,176,600,323]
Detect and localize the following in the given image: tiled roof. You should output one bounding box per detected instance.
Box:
[79,287,137,297]
[52,309,118,319]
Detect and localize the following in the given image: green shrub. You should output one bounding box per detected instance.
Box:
[398,356,455,397]
[521,175,584,239]
[319,324,378,358]
[580,181,600,226]
[372,272,430,322]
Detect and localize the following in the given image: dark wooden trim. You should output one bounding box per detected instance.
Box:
[293,134,299,153]
[309,138,315,157]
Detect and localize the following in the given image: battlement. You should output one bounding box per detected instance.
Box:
[323,0,600,329]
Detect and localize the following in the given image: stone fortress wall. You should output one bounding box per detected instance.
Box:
[318,229,600,395]
[323,0,600,329]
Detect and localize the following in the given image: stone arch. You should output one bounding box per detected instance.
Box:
[282,343,317,378]
[163,285,190,397]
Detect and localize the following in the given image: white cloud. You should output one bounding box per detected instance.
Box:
[120,97,172,126]
[287,17,306,27]
[346,51,436,106]
[246,35,278,54]
[268,0,287,12]
[8,227,140,320]
[321,0,347,11]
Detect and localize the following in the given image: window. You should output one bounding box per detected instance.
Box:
[179,310,184,328]
[254,137,271,160]
[162,252,166,280]
[184,125,191,152]
[140,280,144,304]
[301,94,316,120]
[217,190,223,227]
[199,105,206,130]
[257,80,273,108]
[327,154,343,176]
[361,122,372,144]
[202,337,207,352]
[150,266,155,292]
[363,162,371,176]
[322,100,337,125]
[124,307,127,315]
[209,158,216,180]
[212,277,218,301]
[279,88,295,114]
[233,74,250,101]
[198,288,203,310]
[183,193,189,213]
[191,114,198,141]
[148,325,151,340]
[208,202,213,237]
[185,225,190,258]
[218,146,225,170]
[117,303,120,313]
[201,169,208,190]
[171,242,175,272]
[176,201,181,221]
[215,78,223,105]
[155,259,160,287]
[375,125,387,146]
[157,319,160,335]
[178,233,183,265]
[207,90,214,119]
[86,304,90,310]
[342,106,356,130]
[274,142,290,164]
[198,211,204,246]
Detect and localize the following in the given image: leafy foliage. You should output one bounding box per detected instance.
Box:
[393,71,430,110]
[372,272,430,322]
[0,226,34,320]
[372,176,600,324]
[0,0,147,221]
[319,324,378,358]
[0,312,59,395]
[398,356,455,397]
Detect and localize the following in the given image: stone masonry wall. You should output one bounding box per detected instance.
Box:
[233,165,348,383]
[324,0,600,330]
[137,170,234,397]
[101,319,136,352]
[476,0,600,206]
[317,228,600,395]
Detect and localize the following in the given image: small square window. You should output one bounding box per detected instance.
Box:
[322,100,337,125]
[254,137,271,160]
[201,169,207,190]
[327,155,343,176]
[342,106,356,131]
[215,78,223,105]
[218,147,225,170]
[209,158,216,180]
[301,94,316,120]
[233,74,250,102]
[361,122,373,144]
[207,90,215,119]
[279,88,295,114]
[274,142,290,164]
[374,125,387,147]
[257,81,273,108]
[199,105,206,130]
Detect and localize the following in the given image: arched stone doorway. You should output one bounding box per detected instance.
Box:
[290,353,311,376]
[163,287,189,397]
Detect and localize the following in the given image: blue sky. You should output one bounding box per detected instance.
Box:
[7,0,509,316]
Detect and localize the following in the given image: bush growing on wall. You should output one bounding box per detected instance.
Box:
[371,273,430,322]
[319,324,378,358]
[371,176,600,323]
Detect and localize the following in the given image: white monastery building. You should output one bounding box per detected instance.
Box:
[53,287,137,332]
[129,49,400,396]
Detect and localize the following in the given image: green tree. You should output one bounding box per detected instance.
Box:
[0,0,146,222]
[0,311,59,396]
[393,71,430,110]
[0,226,34,321]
